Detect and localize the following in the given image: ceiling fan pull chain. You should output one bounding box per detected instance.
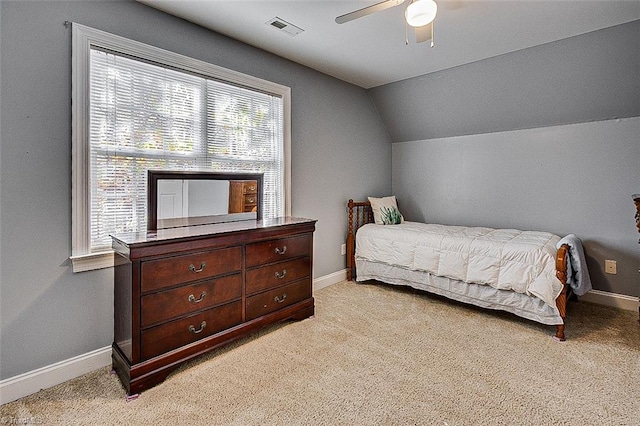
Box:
[430,21,434,48]
[405,20,409,45]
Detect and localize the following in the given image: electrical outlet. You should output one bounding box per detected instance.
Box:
[604,260,617,275]
[341,243,347,256]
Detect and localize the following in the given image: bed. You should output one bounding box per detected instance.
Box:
[346,198,591,341]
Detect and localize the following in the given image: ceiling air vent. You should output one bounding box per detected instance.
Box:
[266,17,304,37]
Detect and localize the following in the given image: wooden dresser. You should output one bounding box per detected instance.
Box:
[228,180,258,213]
[111,217,316,395]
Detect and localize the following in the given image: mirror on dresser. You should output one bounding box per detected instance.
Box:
[147,170,263,231]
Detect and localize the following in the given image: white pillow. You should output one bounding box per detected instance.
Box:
[368,196,404,225]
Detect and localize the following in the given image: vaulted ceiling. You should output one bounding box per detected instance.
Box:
[138,1,640,88]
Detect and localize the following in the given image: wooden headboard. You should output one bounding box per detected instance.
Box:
[346,199,373,280]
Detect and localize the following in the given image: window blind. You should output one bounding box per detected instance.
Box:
[89,49,284,251]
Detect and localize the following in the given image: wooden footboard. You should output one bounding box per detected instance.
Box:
[346,199,571,340]
[554,243,570,341]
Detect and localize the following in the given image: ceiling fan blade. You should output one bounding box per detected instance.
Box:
[335,0,406,24]
[414,23,433,43]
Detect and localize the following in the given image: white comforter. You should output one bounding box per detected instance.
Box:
[355,222,563,307]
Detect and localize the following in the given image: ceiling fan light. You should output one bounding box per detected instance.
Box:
[405,0,437,27]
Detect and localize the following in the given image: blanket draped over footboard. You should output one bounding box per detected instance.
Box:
[355,222,563,307]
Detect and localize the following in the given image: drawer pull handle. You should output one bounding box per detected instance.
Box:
[188,321,207,334]
[274,293,287,303]
[274,246,287,255]
[248,186,256,191]
[188,292,207,304]
[275,269,287,279]
[189,262,206,273]
[247,197,255,203]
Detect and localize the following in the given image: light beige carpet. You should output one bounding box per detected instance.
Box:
[2,280,639,425]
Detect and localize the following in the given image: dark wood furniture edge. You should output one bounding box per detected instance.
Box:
[633,194,640,324]
[346,199,570,340]
[112,298,314,395]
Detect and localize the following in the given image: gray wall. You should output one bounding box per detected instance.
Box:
[371,20,640,297]
[0,1,391,379]
[370,20,640,141]
[392,118,640,296]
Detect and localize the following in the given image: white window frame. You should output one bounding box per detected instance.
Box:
[70,24,291,272]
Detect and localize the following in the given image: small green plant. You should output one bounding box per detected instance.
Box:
[380,206,402,225]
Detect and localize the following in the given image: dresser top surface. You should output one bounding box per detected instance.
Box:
[111,217,316,247]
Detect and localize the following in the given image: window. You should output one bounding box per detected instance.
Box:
[71,24,291,272]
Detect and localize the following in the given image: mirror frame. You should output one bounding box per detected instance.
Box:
[147,170,263,231]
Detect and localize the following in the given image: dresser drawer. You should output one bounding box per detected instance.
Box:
[242,181,258,194]
[246,279,311,321]
[141,274,242,328]
[243,194,257,211]
[141,246,242,293]
[245,234,311,267]
[246,257,310,295]
[141,300,242,360]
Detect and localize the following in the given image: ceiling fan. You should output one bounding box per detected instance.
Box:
[335,0,438,46]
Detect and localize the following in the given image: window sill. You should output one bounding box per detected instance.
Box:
[70,251,114,273]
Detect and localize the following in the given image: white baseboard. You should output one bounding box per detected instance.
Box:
[1,270,348,405]
[579,289,639,312]
[0,346,112,405]
[3,278,630,406]
[313,269,347,292]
